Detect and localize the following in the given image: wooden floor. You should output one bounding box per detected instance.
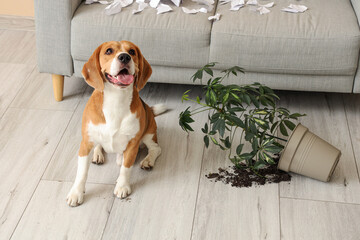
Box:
[1,17,360,240]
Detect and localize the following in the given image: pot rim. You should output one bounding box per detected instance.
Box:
[278,123,308,171]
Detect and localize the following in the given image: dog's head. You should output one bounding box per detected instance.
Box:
[82,41,152,91]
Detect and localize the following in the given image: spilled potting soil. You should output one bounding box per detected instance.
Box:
[205,163,291,188]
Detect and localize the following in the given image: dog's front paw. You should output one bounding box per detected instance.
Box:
[114,184,131,199]
[67,187,84,207]
[140,157,154,170]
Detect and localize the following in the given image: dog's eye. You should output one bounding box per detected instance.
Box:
[105,48,113,55]
[129,49,135,56]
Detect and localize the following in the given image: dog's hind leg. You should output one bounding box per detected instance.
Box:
[140,133,161,170]
[92,144,105,164]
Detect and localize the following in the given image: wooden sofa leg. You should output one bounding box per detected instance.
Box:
[52,74,64,102]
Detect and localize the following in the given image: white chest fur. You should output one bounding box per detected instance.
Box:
[87,83,140,153]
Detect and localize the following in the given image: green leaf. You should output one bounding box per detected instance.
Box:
[253,160,266,170]
[224,136,231,148]
[252,138,258,151]
[284,120,296,131]
[210,89,217,105]
[204,67,213,77]
[262,152,275,164]
[225,115,245,128]
[222,92,229,103]
[236,144,244,155]
[201,123,208,134]
[196,96,200,104]
[289,113,305,119]
[240,153,254,160]
[270,121,279,134]
[264,145,282,154]
[204,135,209,148]
[249,120,257,134]
[279,122,288,136]
[210,136,218,145]
[254,117,269,129]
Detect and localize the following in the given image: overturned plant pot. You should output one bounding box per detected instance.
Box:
[278,124,341,182]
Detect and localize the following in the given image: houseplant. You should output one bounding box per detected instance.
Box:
[179,63,341,182]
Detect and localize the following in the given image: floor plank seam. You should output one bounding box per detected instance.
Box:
[189,139,206,240]
[40,178,116,186]
[342,94,360,183]
[8,102,76,238]
[40,108,76,181]
[280,196,360,206]
[0,65,36,120]
[278,184,282,240]
[99,197,116,240]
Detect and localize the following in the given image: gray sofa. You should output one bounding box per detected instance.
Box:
[34,0,360,101]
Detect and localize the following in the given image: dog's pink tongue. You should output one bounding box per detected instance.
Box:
[117,74,134,85]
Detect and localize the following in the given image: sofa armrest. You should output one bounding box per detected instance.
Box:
[34,0,83,76]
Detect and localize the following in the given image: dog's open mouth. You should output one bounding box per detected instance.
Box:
[105,68,134,87]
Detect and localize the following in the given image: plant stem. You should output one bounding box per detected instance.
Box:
[264,133,287,142]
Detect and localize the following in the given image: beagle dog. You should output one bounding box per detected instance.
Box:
[67,41,166,207]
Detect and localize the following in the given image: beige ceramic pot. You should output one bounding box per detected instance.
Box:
[278,123,341,182]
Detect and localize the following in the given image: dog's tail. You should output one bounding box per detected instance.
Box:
[151,104,167,116]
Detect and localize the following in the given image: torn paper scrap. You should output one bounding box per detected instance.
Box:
[150,0,160,8]
[246,0,257,5]
[182,7,208,14]
[132,2,148,14]
[219,0,231,5]
[282,4,308,13]
[171,0,182,7]
[116,0,133,7]
[208,13,221,21]
[259,2,274,8]
[192,0,215,5]
[105,2,122,15]
[257,6,270,14]
[230,0,245,11]
[192,0,214,11]
[85,0,111,4]
[198,7,208,13]
[157,3,173,14]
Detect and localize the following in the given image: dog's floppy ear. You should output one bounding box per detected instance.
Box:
[82,44,105,91]
[135,47,152,91]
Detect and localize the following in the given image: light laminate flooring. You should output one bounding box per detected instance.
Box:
[1,18,360,240]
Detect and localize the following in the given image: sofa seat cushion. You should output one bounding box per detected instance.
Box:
[71,1,215,69]
[210,0,360,75]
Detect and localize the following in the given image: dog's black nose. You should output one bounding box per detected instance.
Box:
[118,53,131,64]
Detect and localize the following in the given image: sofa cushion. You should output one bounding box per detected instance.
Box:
[210,0,360,75]
[71,1,215,69]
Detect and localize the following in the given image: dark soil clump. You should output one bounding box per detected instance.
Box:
[205,163,291,188]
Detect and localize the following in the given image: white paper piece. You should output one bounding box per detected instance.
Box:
[182,7,198,14]
[259,2,274,8]
[230,0,245,11]
[246,0,257,5]
[157,3,173,14]
[171,0,182,7]
[117,0,133,7]
[257,6,270,14]
[132,2,148,14]
[192,0,214,11]
[150,0,160,8]
[105,2,122,15]
[219,0,231,5]
[85,0,111,4]
[198,7,208,13]
[182,7,208,14]
[192,0,214,5]
[282,4,308,13]
[208,13,221,21]
[136,0,145,2]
